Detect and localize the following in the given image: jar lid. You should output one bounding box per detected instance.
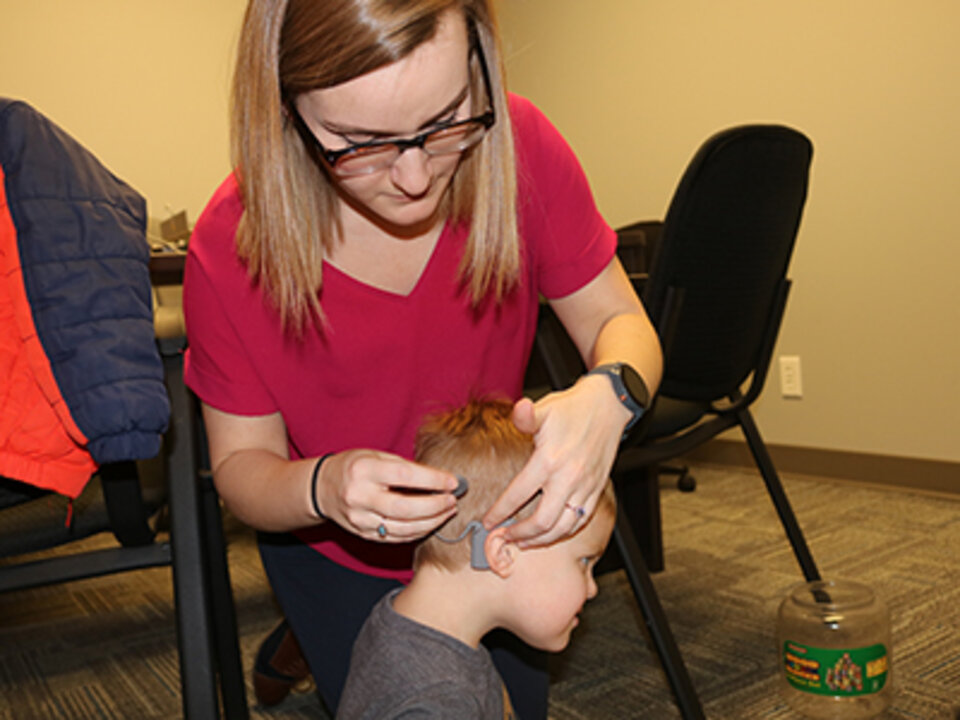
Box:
[787,579,876,615]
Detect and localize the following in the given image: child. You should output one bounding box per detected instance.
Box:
[336,399,617,719]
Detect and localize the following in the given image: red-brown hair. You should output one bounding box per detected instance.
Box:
[413,398,617,571]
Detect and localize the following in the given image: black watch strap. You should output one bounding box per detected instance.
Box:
[586,362,650,432]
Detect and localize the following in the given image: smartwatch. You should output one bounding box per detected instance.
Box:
[586,362,650,432]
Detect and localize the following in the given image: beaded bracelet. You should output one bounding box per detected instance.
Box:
[310,453,333,521]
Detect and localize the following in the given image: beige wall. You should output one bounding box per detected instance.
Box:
[499,0,960,463]
[1,1,957,463]
[0,1,244,224]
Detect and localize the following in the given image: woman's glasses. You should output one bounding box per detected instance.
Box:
[294,43,496,177]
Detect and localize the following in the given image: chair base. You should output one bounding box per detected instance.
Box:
[660,463,697,492]
[0,543,171,593]
[614,506,706,720]
[613,465,664,573]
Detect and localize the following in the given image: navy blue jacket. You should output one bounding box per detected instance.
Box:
[0,98,169,495]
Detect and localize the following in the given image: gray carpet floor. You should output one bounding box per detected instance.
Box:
[1,463,958,719]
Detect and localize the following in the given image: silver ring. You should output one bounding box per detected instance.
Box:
[377,523,387,539]
[565,503,586,519]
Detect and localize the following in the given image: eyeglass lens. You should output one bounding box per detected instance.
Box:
[333,119,489,176]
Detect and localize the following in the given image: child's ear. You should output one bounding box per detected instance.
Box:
[485,526,517,578]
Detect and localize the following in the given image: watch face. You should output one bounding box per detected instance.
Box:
[620,364,650,408]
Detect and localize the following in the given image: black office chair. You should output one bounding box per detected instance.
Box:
[0,98,247,719]
[615,220,697,493]
[0,345,248,720]
[531,124,819,719]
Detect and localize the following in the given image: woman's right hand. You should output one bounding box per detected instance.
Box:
[202,403,458,541]
[315,449,461,543]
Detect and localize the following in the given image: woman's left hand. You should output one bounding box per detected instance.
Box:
[481,373,630,546]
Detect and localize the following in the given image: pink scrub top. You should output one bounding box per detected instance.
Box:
[183,94,616,581]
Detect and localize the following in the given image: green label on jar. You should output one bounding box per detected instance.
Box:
[782,641,888,696]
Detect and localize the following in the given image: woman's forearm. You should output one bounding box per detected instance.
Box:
[590,310,663,395]
[212,449,320,532]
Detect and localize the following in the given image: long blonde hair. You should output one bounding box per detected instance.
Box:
[231,0,519,332]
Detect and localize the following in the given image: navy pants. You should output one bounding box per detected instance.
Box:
[258,532,549,718]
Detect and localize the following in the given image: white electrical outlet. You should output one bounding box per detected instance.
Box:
[779,355,803,398]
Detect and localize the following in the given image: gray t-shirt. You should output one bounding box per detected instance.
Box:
[337,589,516,719]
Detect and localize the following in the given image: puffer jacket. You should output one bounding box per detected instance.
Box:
[0,98,169,498]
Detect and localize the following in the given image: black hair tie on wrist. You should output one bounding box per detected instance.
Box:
[310,453,333,520]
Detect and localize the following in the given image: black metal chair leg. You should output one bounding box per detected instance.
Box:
[614,504,706,720]
[737,408,821,583]
[163,347,221,718]
[615,466,665,572]
[200,471,249,719]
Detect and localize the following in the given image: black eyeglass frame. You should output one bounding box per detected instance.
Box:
[291,39,497,174]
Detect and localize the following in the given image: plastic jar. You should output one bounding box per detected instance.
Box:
[777,579,892,719]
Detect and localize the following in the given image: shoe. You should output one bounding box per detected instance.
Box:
[253,620,313,706]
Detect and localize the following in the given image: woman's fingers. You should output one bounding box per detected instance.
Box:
[328,451,460,540]
[511,396,539,434]
[496,451,590,547]
[379,482,459,523]
[361,472,460,543]
[382,458,461,494]
[508,495,575,548]
[481,441,544,531]
[484,382,622,546]
[479,397,545,529]
[367,505,458,543]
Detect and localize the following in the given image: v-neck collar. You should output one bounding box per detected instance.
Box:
[322,221,454,300]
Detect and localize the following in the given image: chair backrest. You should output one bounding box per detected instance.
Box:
[643,125,812,402]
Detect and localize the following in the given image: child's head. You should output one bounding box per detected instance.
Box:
[413,397,536,572]
[413,398,616,651]
[501,483,615,651]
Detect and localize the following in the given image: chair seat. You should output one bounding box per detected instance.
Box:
[645,396,709,438]
[0,458,167,560]
[0,478,48,509]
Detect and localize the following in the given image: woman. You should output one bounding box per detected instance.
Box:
[183,0,662,716]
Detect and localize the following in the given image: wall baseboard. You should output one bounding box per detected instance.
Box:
[684,439,960,498]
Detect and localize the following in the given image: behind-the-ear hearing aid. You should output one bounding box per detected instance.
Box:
[435,476,513,570]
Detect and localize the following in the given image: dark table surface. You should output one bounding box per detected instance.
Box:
[149,250,186,286]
